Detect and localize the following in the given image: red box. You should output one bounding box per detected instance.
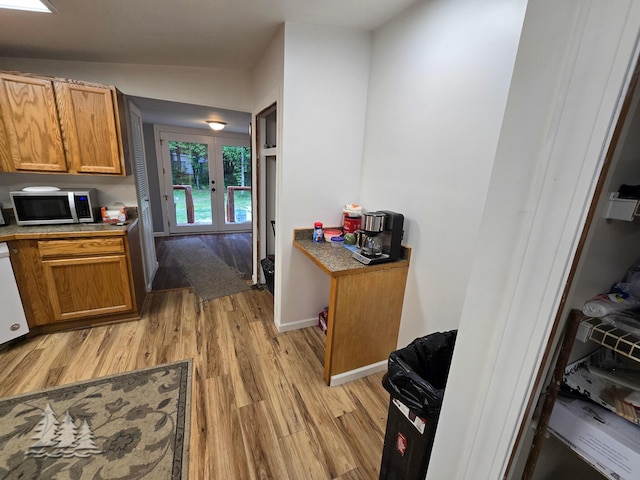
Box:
[343,215,361,234]
[318,307,328,334]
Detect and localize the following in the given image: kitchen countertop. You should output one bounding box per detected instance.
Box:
[0,211,137,242]
[293,228,410,276]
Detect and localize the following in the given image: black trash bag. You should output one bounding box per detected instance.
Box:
[618,184,640,199]
[382,330,457,418]
[261,256,275,294]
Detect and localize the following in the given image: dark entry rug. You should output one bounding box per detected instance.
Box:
[167,237,251,302]
[0,360,192,480]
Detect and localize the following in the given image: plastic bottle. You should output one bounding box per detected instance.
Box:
[313,222,324,243]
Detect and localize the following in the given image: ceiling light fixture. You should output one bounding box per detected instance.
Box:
[206,121,226,131]
[0,0,55,13]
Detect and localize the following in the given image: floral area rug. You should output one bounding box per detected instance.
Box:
[0,360,192,480]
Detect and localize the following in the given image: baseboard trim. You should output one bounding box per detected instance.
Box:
[330,360,388,387]
[276,317,318,333]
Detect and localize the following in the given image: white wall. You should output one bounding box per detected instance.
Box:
[277,22,371,328]
[428,0,640,479]
[0,172,136,207]
[361,0,527,346]
[251,26,284,109]
[250,27,284,286]
[0,58,252,112]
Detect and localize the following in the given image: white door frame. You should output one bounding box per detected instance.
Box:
[153,124,251,235]
[159,130,218,234]
[214,135,252,233]
[128,100,158,291]
[252,93,280,288]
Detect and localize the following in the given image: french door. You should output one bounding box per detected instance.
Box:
[217,136,252,232]
[159,130,251,234]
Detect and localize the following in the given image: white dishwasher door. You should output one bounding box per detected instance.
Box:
[0,242,29,344]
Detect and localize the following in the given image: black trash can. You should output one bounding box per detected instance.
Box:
[261,255,275,294]
[379,330,457,480]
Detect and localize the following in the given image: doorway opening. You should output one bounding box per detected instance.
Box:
[148,121,254,297]
[158,129,251,235]
[151,233,252,291]
[255,102,277,295]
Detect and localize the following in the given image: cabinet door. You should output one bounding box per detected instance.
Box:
[42,255,133,322]
[55,81,123,174]
[0,73,67,172]
[7,239,54,327]
[0,104,13,171]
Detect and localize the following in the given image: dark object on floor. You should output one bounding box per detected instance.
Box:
[261,255,275,295]
[618,184,640,199]
[318,307,329,334]
[379,330,457,480]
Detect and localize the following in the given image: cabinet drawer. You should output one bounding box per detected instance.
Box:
[38,237,125,258]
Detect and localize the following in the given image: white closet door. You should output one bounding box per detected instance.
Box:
[129,101,158,290]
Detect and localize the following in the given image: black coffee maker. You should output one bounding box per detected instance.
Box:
[353,211,404,265]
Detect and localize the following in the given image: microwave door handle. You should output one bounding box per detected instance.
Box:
[68,192,79,223]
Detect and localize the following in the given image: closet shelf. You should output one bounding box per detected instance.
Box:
[579,316,640,363]
[262,147,277,156]
[605,192,640,220]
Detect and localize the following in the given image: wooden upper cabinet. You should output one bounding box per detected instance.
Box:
[0,73,67,172]
[0,102,13,171]
[55,81,124,174]
[0,71,127,175]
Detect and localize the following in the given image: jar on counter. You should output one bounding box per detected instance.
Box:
[313,222,324,242]
[343,215,362,234]
[330,236,344,248]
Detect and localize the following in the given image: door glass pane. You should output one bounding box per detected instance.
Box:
[169,141,212,226]
[222,145,252,224]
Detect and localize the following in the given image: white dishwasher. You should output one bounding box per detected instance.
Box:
[0,242,29,344]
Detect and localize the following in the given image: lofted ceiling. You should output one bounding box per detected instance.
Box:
[0,0,419,131]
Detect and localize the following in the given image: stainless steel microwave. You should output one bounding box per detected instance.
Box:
[10,188,100,226]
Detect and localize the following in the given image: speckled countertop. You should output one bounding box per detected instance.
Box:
[293,228,410,276]
[0,209,137,242]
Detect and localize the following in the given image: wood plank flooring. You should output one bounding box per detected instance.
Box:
[0,287,390,479]
[152,233,253,291]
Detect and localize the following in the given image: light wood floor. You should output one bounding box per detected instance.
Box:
[0,287,390,479]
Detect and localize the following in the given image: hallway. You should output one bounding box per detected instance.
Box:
[152,233,252,291]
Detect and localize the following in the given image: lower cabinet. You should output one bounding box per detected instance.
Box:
[9,230,143,333]
[41,250,133,322]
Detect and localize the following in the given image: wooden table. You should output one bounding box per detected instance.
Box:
[293,229,410,385]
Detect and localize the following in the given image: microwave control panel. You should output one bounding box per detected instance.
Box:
[74,195,92,219]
